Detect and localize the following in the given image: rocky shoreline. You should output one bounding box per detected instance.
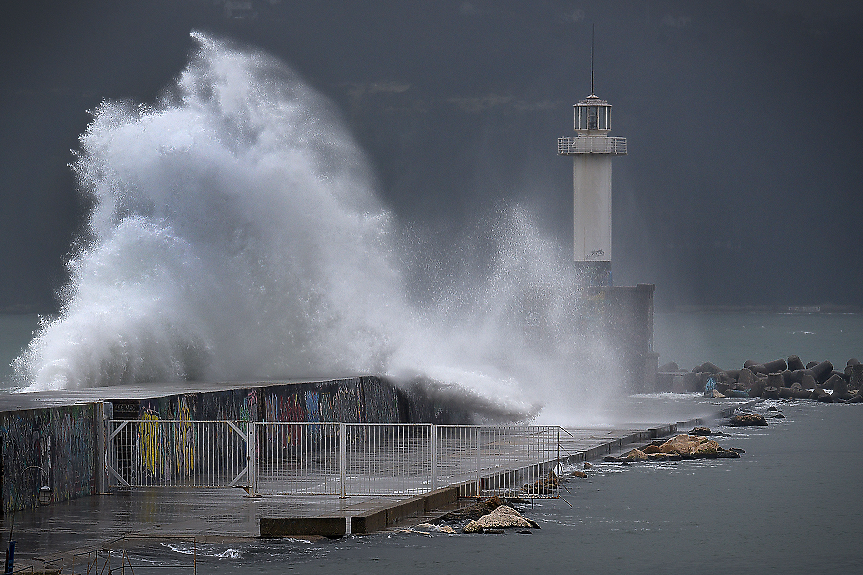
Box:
[659,356,863,402]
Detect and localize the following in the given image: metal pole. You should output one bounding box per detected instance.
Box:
[339,423,347,499]
[475,427,481,497]
[430,424,437,491]
[247,423,257,495]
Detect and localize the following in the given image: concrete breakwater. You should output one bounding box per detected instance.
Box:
[0,376,477,514]
[658,356,863,401]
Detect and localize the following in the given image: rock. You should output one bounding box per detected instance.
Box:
[727,413,768,426]
[788,355,806,371]
[437,496,504,523]
[623,448,649,462]
[462,505,540,533]
[830,374,850,399]
[642,444,661,454]
[748,377,766,398]
[603,455,622,463]
[516,530,533,534]
[523,471,558,495]
[697,361,723,374]
[801,373,817,390]
[767,372,784,388]
[738,368,756,386]
[463,521,483,534]
[763,358,789,373]
[710,389,726,398]
[415,523,456,534]
[851,364,863,390]
[763,386,780,399]
[572,470,588,478]
[658,434,721,458]
[716,448,741,458]
[778,386,793,399]
[583,462,593,469]
[811,360,834,384]
[806,361,818,369]
[689,426,712,436]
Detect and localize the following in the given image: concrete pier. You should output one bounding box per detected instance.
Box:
[0,409,757,571]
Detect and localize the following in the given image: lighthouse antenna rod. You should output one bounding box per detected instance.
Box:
[590,23,595,96]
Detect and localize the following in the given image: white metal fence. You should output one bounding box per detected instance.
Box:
[557,135,627,155]
[106,421,561,498]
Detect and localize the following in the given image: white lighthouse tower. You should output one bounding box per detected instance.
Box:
[558,49,626,287]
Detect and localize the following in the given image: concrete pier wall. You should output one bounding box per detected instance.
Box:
[0,376,471,513]
[1,404,97,513]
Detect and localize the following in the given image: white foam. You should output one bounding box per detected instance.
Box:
[12,32,619,422]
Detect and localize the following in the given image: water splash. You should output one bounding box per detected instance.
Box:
[12,32,619,422]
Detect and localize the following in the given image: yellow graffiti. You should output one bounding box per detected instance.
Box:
[140,412,161,475]
[174,400,195,476]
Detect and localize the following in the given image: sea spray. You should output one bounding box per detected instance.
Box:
[12,32,620,422]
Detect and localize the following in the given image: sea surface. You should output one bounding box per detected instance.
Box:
[1,312,862,573]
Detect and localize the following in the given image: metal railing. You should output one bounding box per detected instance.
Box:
[106,421,561,498]
[107,420,250,489]
[558,136,627,155]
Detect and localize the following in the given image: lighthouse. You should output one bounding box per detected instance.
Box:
[558,66,626,286]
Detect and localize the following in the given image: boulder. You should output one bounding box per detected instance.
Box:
[828,374,850,399]
[462,505,540,533]
[748,377,766,398]
[623,448,649,462]
[738,368,756,386]
[697,362,723,374]
[763,386,780,399]
[689,426,712,436]
[767,372,784,388]
[763,358,789,373]
[523,471,558,495]
[727,413,768,426]
[572,470,588,478]
[810,360,834,384]
[851,364,863,390]
[658,434,721,457]
[787,355,806,371]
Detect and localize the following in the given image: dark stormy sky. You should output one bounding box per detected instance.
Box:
[2,0,862,312]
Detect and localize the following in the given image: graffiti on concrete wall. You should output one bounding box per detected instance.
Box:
[1,405,95,513]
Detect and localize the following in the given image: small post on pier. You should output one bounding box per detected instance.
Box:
[430,424,438,491]
[247,423,257,495]
[339,423,347,499]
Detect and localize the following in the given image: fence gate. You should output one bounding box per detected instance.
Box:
[106,420,250,488]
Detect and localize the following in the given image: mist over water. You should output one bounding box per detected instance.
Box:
[12,32,617,423]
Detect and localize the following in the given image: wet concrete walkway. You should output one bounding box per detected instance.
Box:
[0,409,753,570]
